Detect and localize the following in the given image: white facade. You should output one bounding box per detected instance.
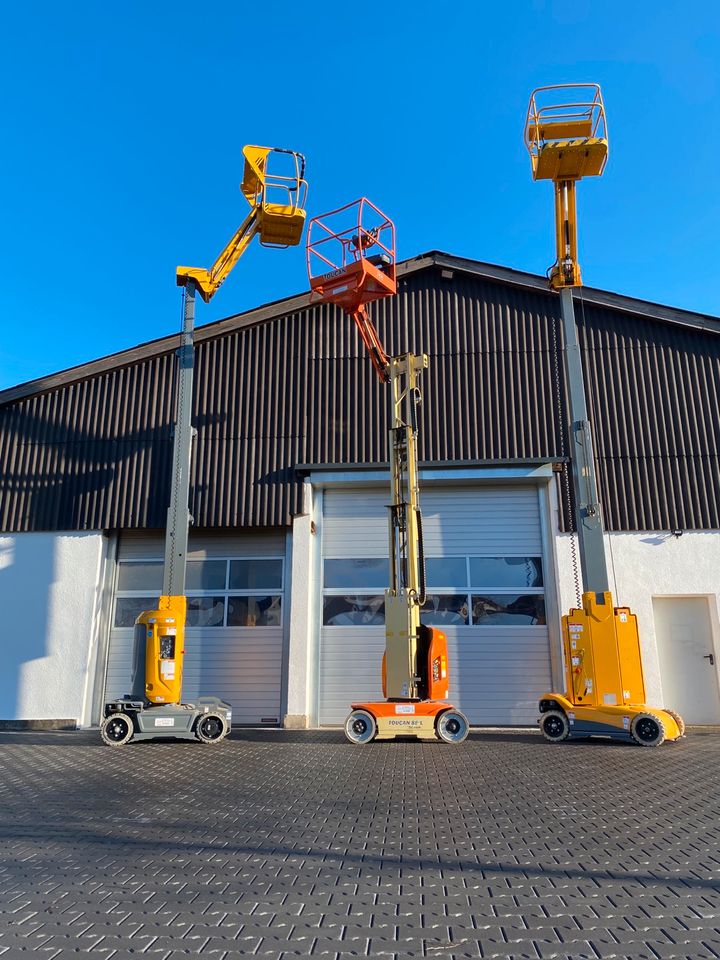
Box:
[556,529,720,716]
[2,478,720,729]
[0,532,108,726]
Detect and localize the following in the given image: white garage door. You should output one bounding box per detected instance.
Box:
[104,533,286,724]
[318,485,551,726]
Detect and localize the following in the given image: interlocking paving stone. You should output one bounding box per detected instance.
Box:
[0,728,718,958]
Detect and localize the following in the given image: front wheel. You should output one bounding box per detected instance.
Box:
[540,709,570,743]
[344,709,377,744]
[631,713,665,747]
[436,710,470,743]
[100,712,134,747]
[195,713,229,744]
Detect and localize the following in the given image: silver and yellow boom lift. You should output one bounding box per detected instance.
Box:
[307,198,469,743]
[100,146,308,746]
[525,85,684,746]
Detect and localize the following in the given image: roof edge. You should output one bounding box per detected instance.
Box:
[2,252,718,405]
[413,251,720,333]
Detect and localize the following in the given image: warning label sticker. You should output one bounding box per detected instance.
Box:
[154,718,175,727]
[395,704,416,714]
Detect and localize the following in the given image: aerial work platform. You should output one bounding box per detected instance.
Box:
[525,83,608,182]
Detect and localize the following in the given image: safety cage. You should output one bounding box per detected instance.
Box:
[306,197,396,313]
[524,83,608,181]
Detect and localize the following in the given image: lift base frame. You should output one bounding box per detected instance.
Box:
[102,697,231,744]
[349,700,461,741]
[538,693,683,744]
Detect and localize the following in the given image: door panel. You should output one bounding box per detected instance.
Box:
[653,597,720,725]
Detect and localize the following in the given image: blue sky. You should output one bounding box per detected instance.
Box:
[1,1,718,387]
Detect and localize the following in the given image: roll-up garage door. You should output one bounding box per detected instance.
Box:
[318,485,551,726]
[104,532,286,724]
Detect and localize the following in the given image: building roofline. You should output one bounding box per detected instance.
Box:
[416,251,720,334]
[2,252,718,405]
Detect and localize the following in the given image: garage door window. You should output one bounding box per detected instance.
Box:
[469,555,544,625]
[114,558,284,628]
[322,555,544,626]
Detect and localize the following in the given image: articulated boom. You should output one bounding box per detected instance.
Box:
[178,146,308,303]
[306,198,469,743]
[101,144,307,747]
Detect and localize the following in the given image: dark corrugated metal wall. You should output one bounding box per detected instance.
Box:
[1,266,718,533]
[577,293,720,531]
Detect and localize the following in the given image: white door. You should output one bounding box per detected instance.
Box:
[653,596,720,725]
[104,533,286,724]
[318,484,552,726]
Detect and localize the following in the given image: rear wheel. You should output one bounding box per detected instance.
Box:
[664,709,685,738]
[344,709,377,744]
[631,713,665,747]
[195,713,229,744]
[436,710,470,744]
[100,712,134,747]
[540,709,570,743]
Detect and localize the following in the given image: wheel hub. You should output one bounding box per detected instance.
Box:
[199,716,224,740]
[107,719,129,741]
[636,718,659,741]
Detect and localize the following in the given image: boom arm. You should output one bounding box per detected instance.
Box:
[177,145,307,304]
[142,145,307,706]
[384,352,429,700]
[177,209,260,303]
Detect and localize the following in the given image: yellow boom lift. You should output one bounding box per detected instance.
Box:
[307,199,469,743]
[100,146,308,746]
[525,85,684,746]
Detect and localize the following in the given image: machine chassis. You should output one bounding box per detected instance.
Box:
[101,696,231,746]
[538,694,684,746]
[346,700,469,743]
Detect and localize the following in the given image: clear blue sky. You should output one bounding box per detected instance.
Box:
[1,1,718,388]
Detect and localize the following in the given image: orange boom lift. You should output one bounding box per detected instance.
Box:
[307,199,469,743]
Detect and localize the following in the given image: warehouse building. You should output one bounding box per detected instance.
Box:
[1,252,719,730]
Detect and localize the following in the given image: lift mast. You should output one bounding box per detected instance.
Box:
[100,146,308,746]
[525,85,683,746]
[307,199,469,743]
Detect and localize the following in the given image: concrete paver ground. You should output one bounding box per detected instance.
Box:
[0,728,718,960]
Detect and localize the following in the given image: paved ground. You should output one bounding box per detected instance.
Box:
[0,729,719,960]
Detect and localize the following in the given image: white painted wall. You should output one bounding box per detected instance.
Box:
[554,530,720,706]
[284,482,318,728]
[0,532,105,725]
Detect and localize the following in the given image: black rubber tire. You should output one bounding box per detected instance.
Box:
[344,709,377,744]
[631,712,666,747]
[664,709,686,738]
[540,709,570,743]
[436,710,470,744]
[195,713,229,744]
[100,712,134,747]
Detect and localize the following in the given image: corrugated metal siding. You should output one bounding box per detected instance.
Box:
[0,264,718,533]
[577,295,720,531]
